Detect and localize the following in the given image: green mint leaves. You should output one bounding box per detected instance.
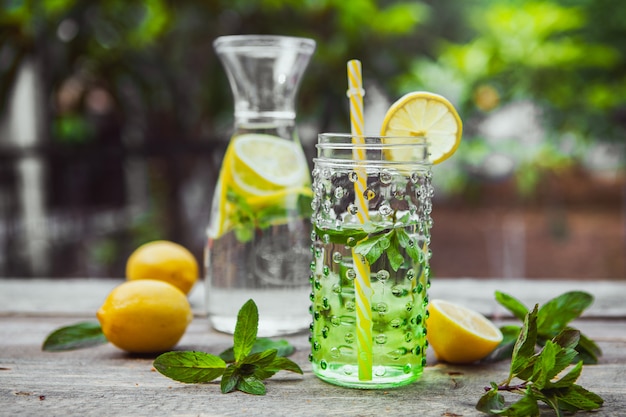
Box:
[228,190,312,243]
[153,299,302,395]
[218,337,295,362]
[489,291,602,364]
[41,299,301,396]
[477,306,604,416]
[42,321,108,351]
[354,227,423,271]
[153,351,227,383]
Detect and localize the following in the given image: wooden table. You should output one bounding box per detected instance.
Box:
[1,278,625,416]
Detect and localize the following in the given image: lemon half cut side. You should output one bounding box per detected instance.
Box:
[380,91,462,164]
[231,133,309,193]
[426,299,503,364]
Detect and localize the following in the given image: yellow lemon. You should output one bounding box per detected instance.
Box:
[229,133,309,198]
[426,299,503,364]
[207,169,234,240]
[126,240,198,295]
[208,133,310,239]
[380,91,462,164]
[96,280,192,353]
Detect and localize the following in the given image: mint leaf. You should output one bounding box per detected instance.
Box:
[297,193,314,219]
[558,384,604,411]
[553,328,580,351]
[240,349,278,368]
[500,388,540,417]
[237,375,266,395]
[396,228,423,265]
[267,356,303,374]
[386,234,405,271]
[537,291,593,337]
[233,299,258,362]
[549,350,579,385]
[574,331,602,364]
[219,338,295,363]
[227,191,256,243]
[234,225,254,242]
[220,365,240,394]
[510,305,538,379]
[531,341,557,390]
[544,330,580,382]
[314,225,367,245]
[476,383,505,413]
[354,231,391,265]
[42,321,108,352]
[226,190,312,243]
[253,356,304,380]
[257,205,290,229]
[547,360,583,389]
[495,291,528,321]
[153,351,226,383]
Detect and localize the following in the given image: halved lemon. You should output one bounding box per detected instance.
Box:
[207,133,310,239]
[380,91,462,164]
[231,134,308,195]
[426,299,502,364]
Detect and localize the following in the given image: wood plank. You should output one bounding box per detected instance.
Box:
[1,316,625,417]
[1,278,625,416]
[1,278,625,318]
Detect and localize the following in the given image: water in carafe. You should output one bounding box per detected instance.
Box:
[205,35,316,336]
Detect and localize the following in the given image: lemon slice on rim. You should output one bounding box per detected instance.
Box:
[380,91,462,164]
[426,299,503,364]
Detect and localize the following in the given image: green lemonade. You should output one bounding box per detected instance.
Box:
[309,222,430,389]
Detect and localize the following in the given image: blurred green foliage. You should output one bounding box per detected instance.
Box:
[1,0,624,277]
[1,0,625,186]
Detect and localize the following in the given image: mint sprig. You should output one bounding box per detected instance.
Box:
[477,306,604,416]
[353,228,424,271]
[227,190,313,243]
[488,291,602,364]
[218,337,295,362]
[153,299,302,395]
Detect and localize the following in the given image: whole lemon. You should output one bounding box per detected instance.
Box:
[96,280,193,353]
[126,240,198,294]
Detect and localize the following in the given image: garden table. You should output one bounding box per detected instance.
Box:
[1,278,625,416]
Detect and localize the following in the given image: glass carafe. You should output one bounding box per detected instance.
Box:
[205,35,316,336]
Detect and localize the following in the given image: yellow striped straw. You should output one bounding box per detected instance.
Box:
[347,59,373,381]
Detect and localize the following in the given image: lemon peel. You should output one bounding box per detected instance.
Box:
[126,240,198,295]
[97,280,192,353]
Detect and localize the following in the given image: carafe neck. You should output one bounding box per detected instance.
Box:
[213,35,315,142]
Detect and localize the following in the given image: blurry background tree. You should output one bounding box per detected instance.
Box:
[0,0,624,278]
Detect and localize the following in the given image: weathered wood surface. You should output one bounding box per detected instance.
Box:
[1,278,625,417]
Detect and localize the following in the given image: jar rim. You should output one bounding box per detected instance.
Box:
[316,133,431,165]
[317,133,428,145]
